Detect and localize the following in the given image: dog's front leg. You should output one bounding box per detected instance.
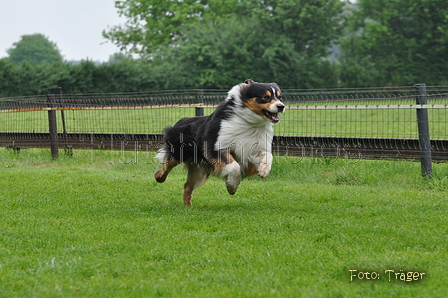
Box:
[213,151,241,195]
[253,151,273,178]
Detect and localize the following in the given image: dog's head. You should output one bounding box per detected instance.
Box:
[238,79,285,124]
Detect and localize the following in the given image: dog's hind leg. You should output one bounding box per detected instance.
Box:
[154,157,179,183]
[183,163,211,206]
[183,181,195,206]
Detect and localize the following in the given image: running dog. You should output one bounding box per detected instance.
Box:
[155,79,285,205]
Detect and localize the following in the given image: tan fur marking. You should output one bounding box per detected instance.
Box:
[256,151,267,158]
[243,98,264,117]
[265,91,272,97]
[213,151,236,175]
[276,91,281,98]
[243,98,277,117]
[245,79,254,86]
[183,182,193,206]
[245,162,258,177]
[155,158,179,183]
[182,164,211,206]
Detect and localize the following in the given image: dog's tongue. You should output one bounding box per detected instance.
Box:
[269,113,280,123]
[263,110,280,123]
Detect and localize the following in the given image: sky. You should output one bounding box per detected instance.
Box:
[1,0,124,62]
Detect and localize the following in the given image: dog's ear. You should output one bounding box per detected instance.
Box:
[269,82,279,87]
[244,79,255,86]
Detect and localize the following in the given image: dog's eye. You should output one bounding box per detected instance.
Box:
[263,95,270,100]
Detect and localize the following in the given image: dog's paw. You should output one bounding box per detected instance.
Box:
[225,175,240,195]
[257,162,271,178]
[154,170,166,183]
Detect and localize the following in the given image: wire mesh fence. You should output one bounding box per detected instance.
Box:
[0,90,226,135]
[1,87,447,137]
[278,86,448,139]
[0,86,447,161]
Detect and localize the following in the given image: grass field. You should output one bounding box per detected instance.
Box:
[0,148,447,297]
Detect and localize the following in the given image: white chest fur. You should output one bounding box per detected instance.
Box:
[215,113,274,165]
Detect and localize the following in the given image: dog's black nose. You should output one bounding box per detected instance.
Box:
[277,104,285,112]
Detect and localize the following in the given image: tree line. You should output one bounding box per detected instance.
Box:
[0,57,178,97]
[1,0,447,98]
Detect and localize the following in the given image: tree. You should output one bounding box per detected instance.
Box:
[0,58,18,96]
[0,58,69,96]
[240,0,345,59]
[7,34,63,65]
[104,0,344,59]
[106,0,345,88]
[153,14,340,89]
[103,0,238,55]
[339,0,448,87]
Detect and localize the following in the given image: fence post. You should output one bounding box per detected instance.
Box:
[195,89,204,116]
[415,83,432,177]
[58,87,73,156]
[47,94,58,158]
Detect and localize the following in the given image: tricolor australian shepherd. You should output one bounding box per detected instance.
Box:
[154,79,285,206]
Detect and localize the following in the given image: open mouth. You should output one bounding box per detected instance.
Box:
[262,110,280,123]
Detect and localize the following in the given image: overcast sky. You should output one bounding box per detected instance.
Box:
[1,0,124,62]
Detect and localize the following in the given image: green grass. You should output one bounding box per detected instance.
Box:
[0,148,448,297]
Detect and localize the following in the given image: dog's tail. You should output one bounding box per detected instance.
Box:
[155,126,173,163]
[155,147,167,164]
